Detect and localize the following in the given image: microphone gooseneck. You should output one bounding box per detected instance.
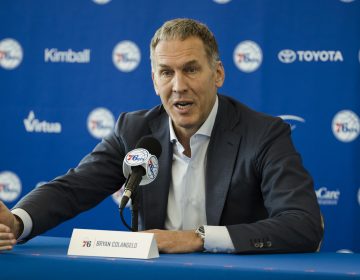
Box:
[119,166,145,209]
[119,136,162,232]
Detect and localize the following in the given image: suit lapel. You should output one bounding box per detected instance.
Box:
[141,111,172,229]
[205,96,242,225]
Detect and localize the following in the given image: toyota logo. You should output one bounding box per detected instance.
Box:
[278,49,296,63]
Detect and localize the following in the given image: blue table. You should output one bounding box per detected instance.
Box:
[1,236,359,279]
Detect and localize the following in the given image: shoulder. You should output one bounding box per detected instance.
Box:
[118,104,164,123]
[111,104,166,149]
[114,104,164,130]
[218,94,287,131]
[218,94,291,146]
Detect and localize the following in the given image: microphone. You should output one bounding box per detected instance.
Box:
[119,136,162,210]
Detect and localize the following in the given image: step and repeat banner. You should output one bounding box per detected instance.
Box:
[1,0,359,252]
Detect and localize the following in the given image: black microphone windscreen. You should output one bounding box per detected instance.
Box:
[135,136,162,158]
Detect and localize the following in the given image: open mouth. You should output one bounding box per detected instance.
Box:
[174,101,193,109]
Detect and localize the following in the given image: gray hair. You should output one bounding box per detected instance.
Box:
[150,18,220,69]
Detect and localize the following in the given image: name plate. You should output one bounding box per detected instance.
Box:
[67,228,159,259]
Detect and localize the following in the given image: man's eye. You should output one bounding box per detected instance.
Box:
[160,70,172,77]
[185,67,198,73]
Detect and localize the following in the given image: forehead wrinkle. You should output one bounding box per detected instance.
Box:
[152,38,208,69]
[155,42,206,58]
[155,48,199,61]
[157,60,200,69]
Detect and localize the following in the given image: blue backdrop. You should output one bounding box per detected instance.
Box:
[1,0,359,253]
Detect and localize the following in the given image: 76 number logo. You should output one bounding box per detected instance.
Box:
[82,240,92,247]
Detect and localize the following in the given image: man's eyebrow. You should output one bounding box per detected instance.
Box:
[157,64,171,69]
[156,60,200,69]
[183,60,200,67]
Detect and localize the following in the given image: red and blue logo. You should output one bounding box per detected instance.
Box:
[125,148,149,166]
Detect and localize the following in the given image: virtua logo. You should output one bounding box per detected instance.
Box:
[278,49,343,63]
[315,187,340,205]
[23,111,62,133]
[45,48,90,63]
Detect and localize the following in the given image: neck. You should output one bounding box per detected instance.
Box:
[175,128,194,158]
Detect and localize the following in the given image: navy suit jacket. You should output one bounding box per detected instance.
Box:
[15,94,323,253]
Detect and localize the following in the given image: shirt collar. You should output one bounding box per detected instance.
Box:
[169,95,219,143]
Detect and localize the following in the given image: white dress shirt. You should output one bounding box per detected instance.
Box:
[165,96,235,253]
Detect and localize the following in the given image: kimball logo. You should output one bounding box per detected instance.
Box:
[24,111,62,133]
[45,48,90,63]
[316,187,340,205]
[278,49,343,63]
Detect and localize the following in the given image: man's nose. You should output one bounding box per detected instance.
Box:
[172,73,187,93]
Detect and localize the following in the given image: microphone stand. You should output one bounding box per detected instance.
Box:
[131,190,139,232]
[119,167,144,232]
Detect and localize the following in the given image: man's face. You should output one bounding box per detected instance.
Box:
[152,37,224,138]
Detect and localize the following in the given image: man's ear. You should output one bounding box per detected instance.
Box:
[152,71,160,96]
[215,61,225,88]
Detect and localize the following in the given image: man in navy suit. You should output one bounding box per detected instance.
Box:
[0,18,323,253]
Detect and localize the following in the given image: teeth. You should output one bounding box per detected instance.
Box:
[176,102,190,108]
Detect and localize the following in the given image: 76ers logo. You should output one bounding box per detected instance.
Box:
[125,148,149,166]
[147,156,159,180]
